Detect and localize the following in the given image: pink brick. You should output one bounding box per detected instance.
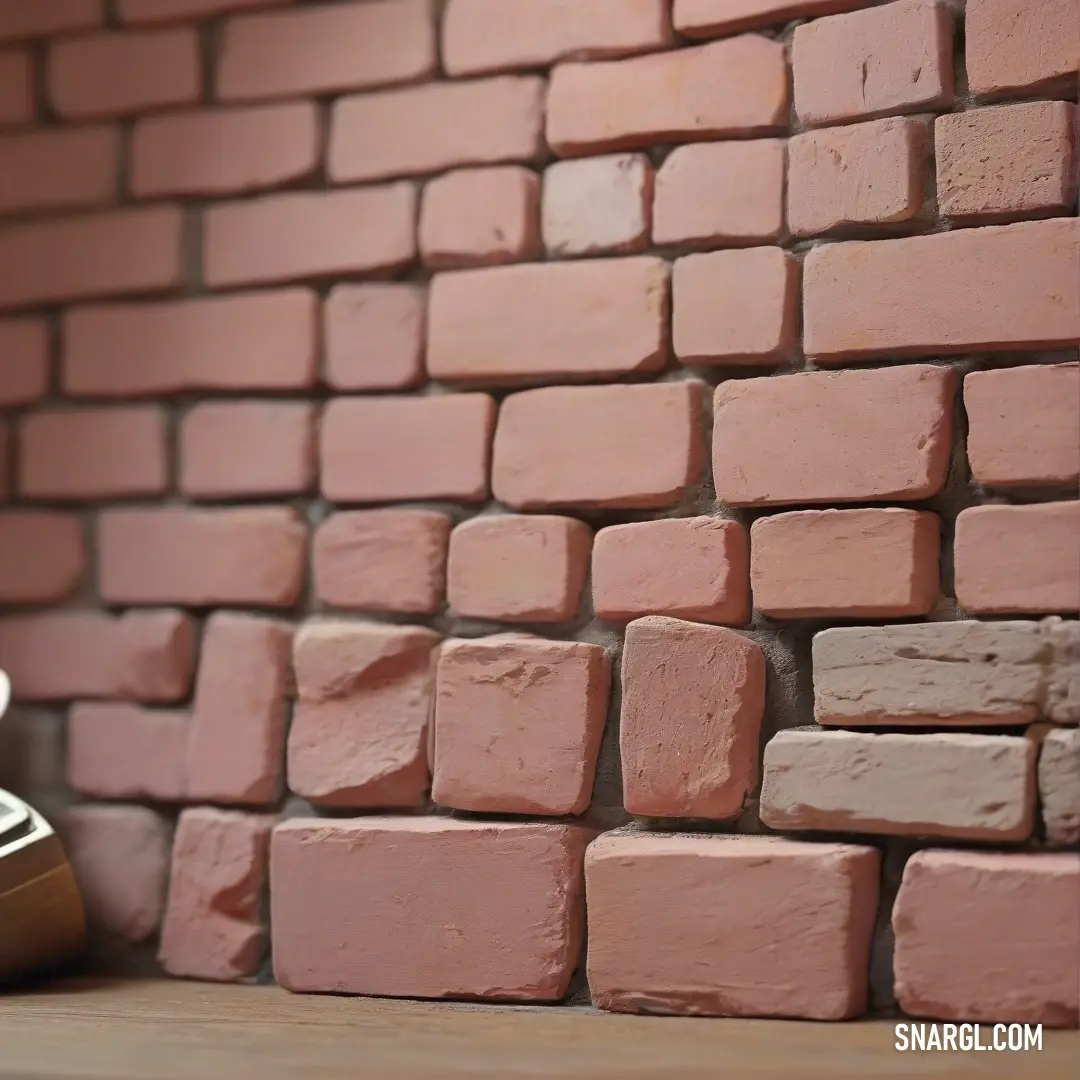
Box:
[288,620,440,809]
[204,185,416,289]
[0,206,182,312]
[98,507,307,608]
[954,503,1080,616]
[447,515,592,623]
[493,382,703,511]
[674,0,871,36]
[320,394,495,505]
[120,0,291,24]
[179,401,315,499]
[330,76,543,185]
[751,509,941,619]
[66,702,187,801]
[805,220,1080,362]
[547,36,788,157]
[965,364,1080,488]
[63,291,317,397]
[159,808,273,982]
[787,117,927,237]
[592,517,750,625]
[420,166,539,269]
[713,366,956,506]
[323,284,425,392]
[586,832,880,1019]
[792,0,953,127]
[1040,728,1080,846]
[218,0,435,103]
[314,510,451,615]
[936,102,1078,221]
[0,50,32,126]
[428,257,669,383]
[0,0,102,42]
[893,850,1079,1025]
[673,248,798,365]
[187,613,292,807]
[0,511,85,604]
[0,127,117,216]
[47,29,200,120]
[652,139,785,248]
[131,103,319,198]
[0,318,47,405]
[443,0,672,77]
[272,818,589,1001]
[433,635,609,815]
[18,406,166,501]
[56,805,169,944]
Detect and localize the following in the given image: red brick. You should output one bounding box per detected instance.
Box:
[131,103,319,199]
[673,248,798,365]
[936,102,1078,221]
[0,609,194,703]
[433,635,609,815]
[586,832,880,1019]
[420,166,540,269]
[288,620,440,809]
[592,517,750,625]
[965,364,1080,489]
[204,185,416,289]
[159,808,273,982]
[966,0,1079,99]
[0,512,85,604]
[493,383,703,510]
[954,502,1080,616]
[547,36,788,157]
[272,818,589,1000]
[0,420,8,504]
[443,0,672,77]
[187,612,292,807]
[47,29,200,120]
[329,76,544,184]
[787,117,928,238]
[674,0,871,36]
[0,0,101,42]
[0,127,117,217]
[447,515,592,623]
[218,0,435,103]
[321,394,495,505]
[428,257,668,383]
[0,50,32,126]
[179,401,315,500]
[792,0,953,128]
[323,284,425,392]
[66,702,187,801]
[653,139,785,248]
[893,850,1079,1025]
[63,290,317,397]
[0,206,182,312]
[620,616,765,819]
[313,509,451,614]
[98,507,306,609]
[714,366,956,506]
[804,220,1080,362]
[120,0,290,23]
[0,318,48,405]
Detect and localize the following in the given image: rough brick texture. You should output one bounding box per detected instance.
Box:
[674,0,870,37]
[0,512,85,604]
[1039,728,1080,846]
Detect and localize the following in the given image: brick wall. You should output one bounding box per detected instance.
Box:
[0,0,1077,1023]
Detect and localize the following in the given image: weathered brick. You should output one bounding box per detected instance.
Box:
[592,517,749,625]
[1039,728,1080,846]
[433,635,609,815]
[0,0,102,42]
[750,509,940,619]
[760,729,1036,841]
[674,0,870,36]
[493,382,703,510]
[0,512,85,604]
[893,850,1079,1025]
[287,620,440,808]
[547,36,788,156]
[0,318,47,405]
[0,127,117,217]
[272,818,589,1000]
[713,366,956,505]
[98,507,307,608]
[0,50,32,126]
[428,257,668,383]
[586,831,880,1019]
[63,290,317,397]
[621,616,765,819]
[804,220,1080,361]
[321,394,495,505]
[793,0,953,127]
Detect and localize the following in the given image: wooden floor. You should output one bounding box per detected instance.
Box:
[0,978,1076,1080]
